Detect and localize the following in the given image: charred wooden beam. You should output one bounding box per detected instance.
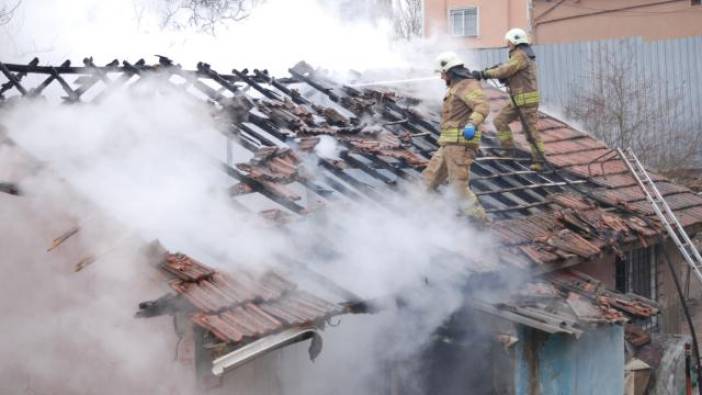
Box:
[253,69,310,105]
[0,182,20,195]
[221,161,306,214]
[0,60,34,96]
[28,60,71,97]
[231,68,282,101]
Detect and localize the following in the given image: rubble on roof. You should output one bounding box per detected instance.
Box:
[475,269,658,338]
[4,57,702,271]
[491,193,661,267]
[546,269,659,318]
[5,58,700,381]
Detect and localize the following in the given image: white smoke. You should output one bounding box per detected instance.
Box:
[312,135,340,160]
[1,75,507,394]
[2,0,414,74]
[0,1,518,394]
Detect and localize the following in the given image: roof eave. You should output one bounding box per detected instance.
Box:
[212,327,321,376]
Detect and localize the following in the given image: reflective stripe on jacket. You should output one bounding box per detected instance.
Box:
[513,91,540,106]
[438,127,482,146]
[439,78,489,146]
[486,45,539,107]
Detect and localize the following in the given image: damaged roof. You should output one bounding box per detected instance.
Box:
[140,251,347,347]
[3,56,702,270]
[2,57,701,348]
[473,268,659,337]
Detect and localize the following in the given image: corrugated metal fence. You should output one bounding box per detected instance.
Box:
[461,36,702,138]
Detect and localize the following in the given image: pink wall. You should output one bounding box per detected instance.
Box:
[424,0,531,48]
[424,0,702,48]
[532,0,702,44]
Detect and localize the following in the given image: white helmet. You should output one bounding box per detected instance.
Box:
[434,51,464,73]
[505,28,529,45]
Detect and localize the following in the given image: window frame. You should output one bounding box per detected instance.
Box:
[616,245,659,330]
[448,7,479,38]
[616,246,657,300]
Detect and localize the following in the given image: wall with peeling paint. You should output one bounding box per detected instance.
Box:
[514,325,624,395]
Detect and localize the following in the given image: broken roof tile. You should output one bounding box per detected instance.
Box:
[159,252,341,346]
[8,59,702,282]
[542,229,601,258]
[162,253,215,282]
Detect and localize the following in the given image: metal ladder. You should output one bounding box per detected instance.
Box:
[618,148,702,283]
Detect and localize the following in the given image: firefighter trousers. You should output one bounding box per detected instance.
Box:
[493,102,545,163]
[422,144,487,220]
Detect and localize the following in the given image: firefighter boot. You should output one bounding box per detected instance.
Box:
[460,190,491,224]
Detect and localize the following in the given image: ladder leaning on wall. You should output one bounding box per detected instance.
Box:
[618,148,702,284]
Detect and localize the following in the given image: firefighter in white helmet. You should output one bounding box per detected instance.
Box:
[424,51,489,222]
[473,28,545,171]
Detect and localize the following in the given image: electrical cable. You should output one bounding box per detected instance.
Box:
[558,1,702,16]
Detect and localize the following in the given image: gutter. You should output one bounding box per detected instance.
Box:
[469,300,584,338]
[212,327,322,376]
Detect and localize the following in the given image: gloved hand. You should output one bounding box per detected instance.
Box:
[463,123,476,140]
[471,70,484,80]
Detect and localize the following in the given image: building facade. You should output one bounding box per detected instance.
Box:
[424,0,531,48]
[423,0,702,47]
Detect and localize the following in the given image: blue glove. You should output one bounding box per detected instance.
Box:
[463,123,476,140]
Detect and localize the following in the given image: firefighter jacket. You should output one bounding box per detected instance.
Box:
[485,45,539,107]
[439,78,489,146]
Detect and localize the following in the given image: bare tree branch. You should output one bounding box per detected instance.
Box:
[392,0,422,41]
[160,0,264,34]
[0,0,21,26]
[565,42,699,172]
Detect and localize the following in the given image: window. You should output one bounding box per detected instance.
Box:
[615,246,656,299]
[616,246,658,330]
[449,8,478,37]
[692,0,701,6]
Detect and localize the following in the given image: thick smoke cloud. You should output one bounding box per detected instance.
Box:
[2,0,416,73]
[0,1,516,394]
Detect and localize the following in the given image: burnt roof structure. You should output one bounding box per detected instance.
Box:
[3,56,701,270]
[0,57,694,370]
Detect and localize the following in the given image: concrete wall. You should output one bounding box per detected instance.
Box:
[216,350,284,394]
[532,0,702,44]
[424,0,530,48]
[514,325,625,395]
